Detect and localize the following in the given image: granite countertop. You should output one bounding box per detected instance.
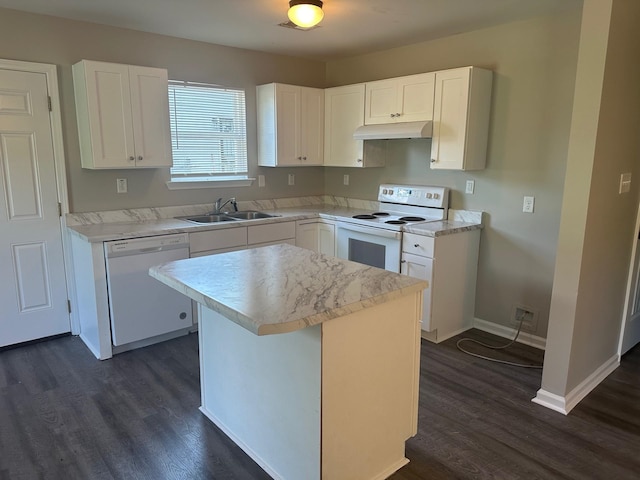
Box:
[67,203,483,243]
[403,220,483,237]
[66,205,374,243]
[149,243,428,336]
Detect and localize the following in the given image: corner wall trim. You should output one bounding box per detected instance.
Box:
[473,317,547,350]
[532,353,620,415]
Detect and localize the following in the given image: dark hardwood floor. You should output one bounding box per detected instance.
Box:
[0,329,638,479]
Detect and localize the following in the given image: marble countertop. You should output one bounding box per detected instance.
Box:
[67,203,483,243]
[403,220,483,237]
[149,243,428,336]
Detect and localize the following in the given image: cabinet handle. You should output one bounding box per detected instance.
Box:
[356,158,363,163]
[302,156,307,161]
[400,260,406,263]
[128,156,135,161]
[430,158,436,163]
[137,155,143,161]
[414,244,420,248]
[297,156,302,160]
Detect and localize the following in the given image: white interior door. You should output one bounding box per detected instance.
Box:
[621,222,640,354]
[0,67,69,347]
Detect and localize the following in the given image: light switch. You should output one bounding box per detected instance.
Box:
[620,173,632,194]
[465,180,475,194]
[343,174,350,186]
[288,174,295,186]
[258,175,265,187]
[523,196,535,213]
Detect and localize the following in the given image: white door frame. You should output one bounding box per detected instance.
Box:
[0,59,78,335]
[619,197,640,355]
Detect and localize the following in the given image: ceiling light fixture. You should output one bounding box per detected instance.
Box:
[287,0,324,29]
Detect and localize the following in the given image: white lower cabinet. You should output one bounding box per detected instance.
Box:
[296,220,336,256]
[401,230,480,343]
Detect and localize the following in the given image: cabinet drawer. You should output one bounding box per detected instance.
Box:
[402,233,434,258]
[190,227,247,254]
[248,221,296,245]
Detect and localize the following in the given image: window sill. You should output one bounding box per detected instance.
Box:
[166,177,255,190]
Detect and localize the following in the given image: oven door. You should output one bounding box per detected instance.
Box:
[336,222,402,272]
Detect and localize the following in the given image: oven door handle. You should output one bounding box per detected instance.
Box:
[337,222,402,240]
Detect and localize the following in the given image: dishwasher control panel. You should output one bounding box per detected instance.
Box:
[106,233,189,255]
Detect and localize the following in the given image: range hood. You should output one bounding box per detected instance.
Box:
[353,121,433,140]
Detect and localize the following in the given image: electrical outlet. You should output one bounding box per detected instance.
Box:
[343,174,350,186]
[116,178,127,194]
[288,174,295,186]
[511,305,538,330]
[258,175,265,188]
[465,180,475,194]
[523,196,535,213]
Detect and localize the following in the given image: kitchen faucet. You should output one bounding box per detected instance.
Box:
[213,197,238,214]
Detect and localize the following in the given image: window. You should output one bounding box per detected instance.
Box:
[167,80,249,187]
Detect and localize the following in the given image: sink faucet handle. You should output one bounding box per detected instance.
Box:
[230,197,238,212]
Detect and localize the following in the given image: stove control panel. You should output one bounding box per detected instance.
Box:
[378,184,449,208]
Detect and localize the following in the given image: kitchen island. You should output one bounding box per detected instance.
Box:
[150,244,427,480]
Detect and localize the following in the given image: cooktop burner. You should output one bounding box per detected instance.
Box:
[340,184,450,232]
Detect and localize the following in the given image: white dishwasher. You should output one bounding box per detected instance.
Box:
[104,233,192,348]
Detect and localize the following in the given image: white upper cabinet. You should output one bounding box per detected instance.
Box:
[364,72,435,125]
[257,83,324,167]
[430,67,493,171]
[324,84,384,168]
[73,60,172,169]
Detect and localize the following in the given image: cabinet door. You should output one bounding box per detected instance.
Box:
[129,66,173,167]
[296,222,319,252]
[300,87,324,165]
[401,252,433,331]
[275,84,301,166]
[430,68,471,170]
[364,79,398,125]
[324,84,365,167]
[397,73,435,123]
[318,222,336,257]
[81,61,135,169]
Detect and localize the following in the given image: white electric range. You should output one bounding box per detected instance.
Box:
[336,184,449,272]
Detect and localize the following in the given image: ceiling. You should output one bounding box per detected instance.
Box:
[0,0,583,60]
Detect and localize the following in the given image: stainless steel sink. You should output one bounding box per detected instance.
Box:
[226,211,277,220]
[175,211,277,224]
[176,214,238,224]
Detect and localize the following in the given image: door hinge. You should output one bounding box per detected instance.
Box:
[48,96,52,112]
[67,299,72,314]
[58,202,62,217]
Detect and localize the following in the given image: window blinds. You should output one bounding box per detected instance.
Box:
[168,81,248,177]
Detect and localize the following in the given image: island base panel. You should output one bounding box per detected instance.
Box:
[197,290,422,480]
[322,293,422,479]
[198,305,321,480]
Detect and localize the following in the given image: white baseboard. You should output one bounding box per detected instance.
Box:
[473,317,547,350]
[532,354,620,415]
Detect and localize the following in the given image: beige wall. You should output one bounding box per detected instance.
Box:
[324,12,582,338]
[542,0,640,396]
[0,8,326,212]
